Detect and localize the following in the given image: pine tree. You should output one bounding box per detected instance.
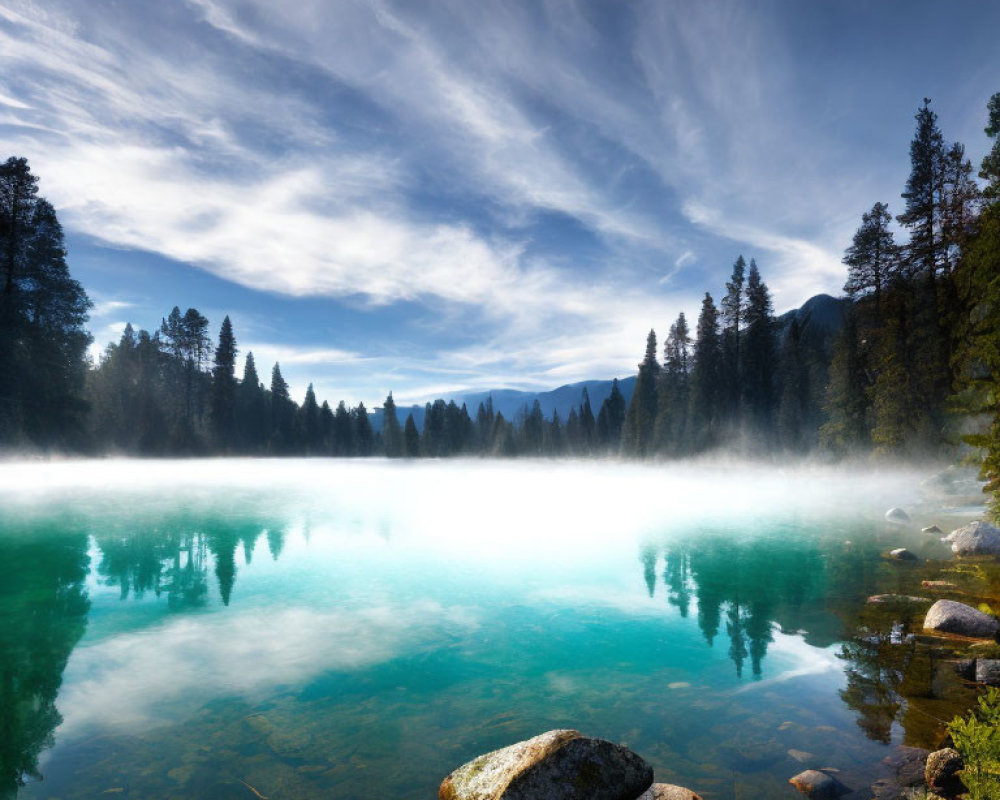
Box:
[354,402,374,456]
[898,99,946,280]
[0,160,91,447]
[382,392,402,457]
[843,202,899,315]
[655,311,692,454]
[475,398,495,452]
[953,202,1000,519]
[237,351,268,452]
[596,378,626,451]
[548,409,564,455]
[777,317,810,452]
[578,387,596,453]
[623,329,660,456]
[269,362,292,453]
[319,400,334,453]
[742,261,777,435]
[333,401,355,455]
[689,293,723,449]
[979,92,1000,201]
[403,413,420,457]
[519,399,545,455]
[720,255,746,424]
[940,142,981,277]
[565,407,581,453]
[301,383,320,453]
[210,316,237,449]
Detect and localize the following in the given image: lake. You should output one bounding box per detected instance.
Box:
[0,459,983,799]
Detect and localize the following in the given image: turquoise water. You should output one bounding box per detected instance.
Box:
[0,459,973,799]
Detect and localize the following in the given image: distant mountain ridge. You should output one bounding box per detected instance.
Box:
[373,293,846,432]
[373,377,636,433]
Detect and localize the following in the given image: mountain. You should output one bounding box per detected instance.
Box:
[372,293,846,432]
[372,377,635,433]
[775,293,847,340]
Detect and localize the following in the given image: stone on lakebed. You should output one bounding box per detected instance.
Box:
[886,548,919,561]
[923,599,1000,638]
[944,520,1000,556]
[439,729,654,800]
[868,594,930,605]
[788,769,850,799]
[644,784,703,800]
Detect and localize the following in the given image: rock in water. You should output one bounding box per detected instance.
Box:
[925,748,964,797]
[922,580,958,591]
[788,769,850,799]
[868,594,930,604]
[944,520,1000,556]
[922,525,943,534]
[885,508,911,525]
[976,659,1000,685]
[439,729,654,800]
[924,599,1000,638]
[887,548,918,561]
[648,785,703,800]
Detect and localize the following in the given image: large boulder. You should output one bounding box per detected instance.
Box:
[924,600,1000,638]
[925,748,964,797]
[788,769,850,799]
[439,730,654,800]
[944,521,1000,556]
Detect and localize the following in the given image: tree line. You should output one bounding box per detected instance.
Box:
[0,93,998,511]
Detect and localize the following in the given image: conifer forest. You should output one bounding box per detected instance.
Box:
[2,95,999,513]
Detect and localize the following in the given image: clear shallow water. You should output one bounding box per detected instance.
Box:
[0,459,975,799]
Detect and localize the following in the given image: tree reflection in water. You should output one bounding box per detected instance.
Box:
[0,530,89,798]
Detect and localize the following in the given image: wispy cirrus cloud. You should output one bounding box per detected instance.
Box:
[2,0,996,403]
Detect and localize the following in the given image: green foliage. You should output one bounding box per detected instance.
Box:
[622,329,659,456]
[742,260,777,434]
[0,159,92,449]
[383,392,402,457]
[981,92,1000,201]
[954,205,1000,520]
[948,688,1000,800]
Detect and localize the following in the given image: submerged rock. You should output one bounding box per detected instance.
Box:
[887,548,919,561]
[638,785,703,800]
[788,769,850,799]
[868,594,930,605]
[439,729,653,800]
[787,749,815,763]
[922,580,958,591]
[922,525,944,535]
[923,599,1000,638]
[885,508,911,525]
[944,520,1000,556]
[976,658,1000,685]
[925,748,963,797]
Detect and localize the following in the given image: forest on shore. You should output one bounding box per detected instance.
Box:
[1,95,998,511]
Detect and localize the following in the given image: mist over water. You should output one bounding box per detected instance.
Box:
[0,459,978,799]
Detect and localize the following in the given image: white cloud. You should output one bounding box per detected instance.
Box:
[57,601,478,735]
[0,0,943,399]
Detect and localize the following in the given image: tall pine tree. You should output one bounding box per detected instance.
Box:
[210,316,237,449]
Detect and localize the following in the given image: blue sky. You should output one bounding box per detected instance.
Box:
[2,0,998,407]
